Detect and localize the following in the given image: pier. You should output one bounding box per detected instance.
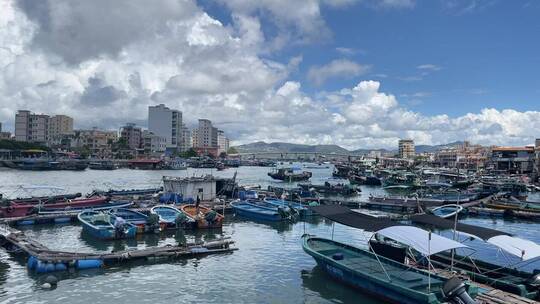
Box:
[0,223,236,271]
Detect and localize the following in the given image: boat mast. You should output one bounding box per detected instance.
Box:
[451,190,461,271]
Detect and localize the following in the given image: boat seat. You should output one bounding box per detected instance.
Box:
[388,271,423,283]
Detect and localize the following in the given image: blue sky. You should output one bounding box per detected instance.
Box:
[206,0,540,117]
[1,0,540,149]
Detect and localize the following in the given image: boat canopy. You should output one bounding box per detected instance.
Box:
[487,235,540,261]
[311,206,468,256]
[377,226,469,256]
[310,205,398,231]
[411,214,540,261]
[410,214,509,240]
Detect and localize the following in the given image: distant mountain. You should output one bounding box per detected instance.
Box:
[415,141,464,153]
[234,141,350,154]
[233,141,465,155]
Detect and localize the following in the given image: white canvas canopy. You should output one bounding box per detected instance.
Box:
[376,226,469,256]
[487,235,540,261]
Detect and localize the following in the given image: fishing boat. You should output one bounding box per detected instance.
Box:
[298,182,360,196]
[268,167,312,182]
[38,200,133,215]
[411,214,540,299]
[231,200,295,221]
[263,197,314,216]
[109,208,160,234]
[77,210,137,240]
[429,204,464,219]
[0,196,109,218]
[179,205,224,229]
[307,205,479,304]
[302,235,477,304]
[88,187,163,197]
[88,161,116,170]
[150,205,194,229]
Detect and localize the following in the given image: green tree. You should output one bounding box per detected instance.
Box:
[179,148,198,158]
[227,147,238,154]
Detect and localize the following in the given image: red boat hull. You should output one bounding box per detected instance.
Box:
[0,197,108,218]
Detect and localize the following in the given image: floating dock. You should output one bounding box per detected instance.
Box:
[0,224,237,273]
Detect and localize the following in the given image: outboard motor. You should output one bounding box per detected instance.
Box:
[114,217,127,238]
[526,270,540,287]
[442,277,476,304]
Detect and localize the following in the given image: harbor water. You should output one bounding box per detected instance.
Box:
[1,166,540,303]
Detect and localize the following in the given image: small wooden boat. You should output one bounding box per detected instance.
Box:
[429,204,464,219]
[150,205,194,228]
[109,208,159,234]
[268,168,312,181]
[263,198,314,217]
[77,210,137,240]
[302,235,477,304]
[38,200,132,215]
[231,200,293,221]
[179,205,224,229]
[0,196,108,218]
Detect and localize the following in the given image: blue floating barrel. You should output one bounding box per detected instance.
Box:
[17,220,35,226]
[36,261,56,273]
[54,263,67,271]
[27,256,38,270]
[75,259,103,270]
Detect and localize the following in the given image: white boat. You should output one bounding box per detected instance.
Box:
[429,204,464,219]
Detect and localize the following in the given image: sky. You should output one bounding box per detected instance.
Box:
[0,0,539,149]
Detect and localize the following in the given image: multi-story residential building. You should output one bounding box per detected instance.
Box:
[180,123,191,152]
[15,110,49,143]
[48,115,74,146]
[148,104,184,152]
[0,122,9,140]
[191,129,199,148]
[71,128,118,157]
[217,129,229,155]
[142,130,167,154]
[120,123,142,150]
[14,110,74,146]
[195,119,219,156]
[398,139,415,159]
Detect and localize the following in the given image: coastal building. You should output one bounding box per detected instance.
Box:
[217,130,229,155]
[14,110,74,146]
[142,130,167,154]
[71,128,118,158]
[398,139,415,159]
[490,146,536,174]
[180,123,191,152]
[148,104,184,152]
[48,115,74,146]
[194,119,219,157]
[120,123,142,150]
[191,129,199,148]
[15,110,50,144]
[0,132,11,140]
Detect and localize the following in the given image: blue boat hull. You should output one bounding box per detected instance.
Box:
[81,222,137,240]
[233,206,283,221]
[312,256,429,304]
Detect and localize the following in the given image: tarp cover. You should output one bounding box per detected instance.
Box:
[410,214,509,240]
[487,235,540,261]
[377,226,469,256]
[310,205,398,231]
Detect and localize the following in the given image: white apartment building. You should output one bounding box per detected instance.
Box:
[142,130,167,153]
[148,104,185,152]
[217,129,229,154]
[197,119,218,148]
[15,110,50,143]
[398,139,415,159]
[180,123,192,151]
[48,115,74,146]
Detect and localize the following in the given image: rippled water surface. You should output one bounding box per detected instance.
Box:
[1,166,539,303]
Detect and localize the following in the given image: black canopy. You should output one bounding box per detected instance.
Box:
[410,214,510,240]
[310,205,399,232]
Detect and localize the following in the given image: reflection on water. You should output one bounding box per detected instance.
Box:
[1,167,540,303]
